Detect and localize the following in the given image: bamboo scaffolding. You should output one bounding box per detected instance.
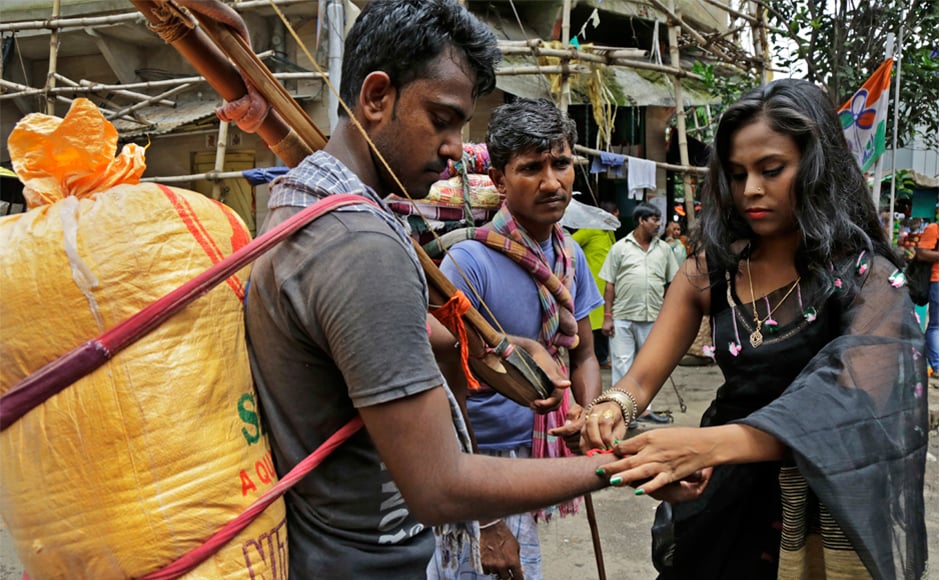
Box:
[76,77,177,107]
[3,0,773,214]
[0,0,310,33]
[0,78,147,123]
[498,44,705,80]
[104,83,194,120]
[0,72,328,101]
[54,73,135,115]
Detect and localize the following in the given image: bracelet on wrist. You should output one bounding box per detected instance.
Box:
[479,519,501,529]
[588,388,638,425]
[603,312,613,318]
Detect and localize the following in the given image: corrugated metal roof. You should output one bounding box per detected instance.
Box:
[111,98,220,139]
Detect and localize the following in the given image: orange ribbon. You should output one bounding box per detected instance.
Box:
[430,290,482,391]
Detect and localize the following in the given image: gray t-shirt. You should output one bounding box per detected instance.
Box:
[245,152,444,578]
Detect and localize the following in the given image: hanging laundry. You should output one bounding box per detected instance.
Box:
[627,156,656,200]
[589,150,626,179]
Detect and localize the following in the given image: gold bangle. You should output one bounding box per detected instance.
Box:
[588,388,637,425]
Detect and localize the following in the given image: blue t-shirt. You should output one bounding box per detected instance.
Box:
[440,235,602,450]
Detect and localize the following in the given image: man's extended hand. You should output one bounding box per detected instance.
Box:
[480,520,524,580]
[547,402,586,453]
[506,335,570,414]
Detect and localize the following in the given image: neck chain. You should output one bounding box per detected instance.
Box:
[745,257,801,348]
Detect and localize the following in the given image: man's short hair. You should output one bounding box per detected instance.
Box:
[633,202,660,226]
[339,0,501,117]
[486,98,578,170]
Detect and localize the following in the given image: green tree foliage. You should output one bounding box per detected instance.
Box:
[765,0,938,149]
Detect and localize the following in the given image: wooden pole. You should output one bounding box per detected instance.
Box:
[559,0,572,110]
[668,6,696,227]
[45,0,61,115]
[212,121,230,201]
[104,83,193,120]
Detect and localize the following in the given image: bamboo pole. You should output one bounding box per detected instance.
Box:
[54,73,133,114]
[667,9,697,226]
[77,78,178,106]
[495,64,592,76]
[497,45,705,80]
[105,83,193,120]
[211,121,230,201]
[703,0,762,25]
[140,169,248,183]
[0,78,146,122]
[45,0,61,114]
[559,0,572,110]
[0,0,309,32]
[499,39,646,60]
[0,72,329,102]
[647,0,752,75]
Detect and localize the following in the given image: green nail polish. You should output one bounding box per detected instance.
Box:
[635,488,645,496]
[609,476,622,486]
[595,467,605,476]
[612,439,620,444]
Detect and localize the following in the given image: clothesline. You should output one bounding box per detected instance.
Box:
[573,144,708,175]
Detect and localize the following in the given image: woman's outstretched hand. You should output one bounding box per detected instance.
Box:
[595,427,716,498]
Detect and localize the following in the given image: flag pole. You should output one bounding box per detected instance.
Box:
[887,15,907,244]
[870,35,894,218]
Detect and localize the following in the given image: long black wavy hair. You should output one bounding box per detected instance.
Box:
[690,78,899,306]
[339,0,501,117]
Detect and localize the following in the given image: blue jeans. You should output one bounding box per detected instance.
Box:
[927,281,938,373]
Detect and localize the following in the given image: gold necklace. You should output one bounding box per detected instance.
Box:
[745,257,801,348]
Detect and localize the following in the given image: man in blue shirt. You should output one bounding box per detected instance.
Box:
[433,98,604,580]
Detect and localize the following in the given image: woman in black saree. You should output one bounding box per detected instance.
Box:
[579,79,928,579]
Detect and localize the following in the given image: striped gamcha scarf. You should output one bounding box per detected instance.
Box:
[485,203,581,520]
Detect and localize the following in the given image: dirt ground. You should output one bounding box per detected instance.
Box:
[1,362,937,579]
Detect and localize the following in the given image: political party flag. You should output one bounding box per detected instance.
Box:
[838,58,894,172]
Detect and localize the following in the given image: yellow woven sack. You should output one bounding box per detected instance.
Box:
[0,98,287,578]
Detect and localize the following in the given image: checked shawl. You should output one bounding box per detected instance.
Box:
[484,203,582,519]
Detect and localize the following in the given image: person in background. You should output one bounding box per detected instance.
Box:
[431,97,603,580]
[662,220,687,264]
[572,199,620,368]
[599,202,678,425]
[243,3,616,578]
[582,78,927,579]
[916,219,938,376]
